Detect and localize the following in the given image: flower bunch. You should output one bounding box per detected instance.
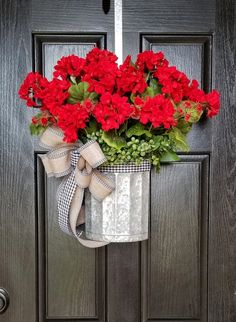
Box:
[18,48,220,169]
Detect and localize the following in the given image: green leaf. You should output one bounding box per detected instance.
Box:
[67,81,90,103]
[118,122,127,135]
[29,123,46,136]
[130,93,136,103]
[88,91,99,101]
[149,78,162,95]
[85,120,98,135]
[187,108,203,123]
[67,96,80,104]
[160,151,180,163]
[126,123,152,138]
[142,86,154,98]
[102,131,126,150]
[168,127,189,152]
[151,135,162,150]
[177,119,192,134]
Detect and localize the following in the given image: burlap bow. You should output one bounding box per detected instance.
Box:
[39,126,115,248]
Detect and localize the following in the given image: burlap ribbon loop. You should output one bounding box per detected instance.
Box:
[39,126,115,248]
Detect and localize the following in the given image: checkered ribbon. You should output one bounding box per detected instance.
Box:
[39,126,115,248]
[99,160,151,173]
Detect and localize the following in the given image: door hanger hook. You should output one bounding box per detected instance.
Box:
[103,0,110,14]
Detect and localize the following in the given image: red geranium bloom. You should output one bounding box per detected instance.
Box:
[57,102,90,142]
[18,72,49,107]
[184,79,205,102]
[53,55,86,79]
[136,51,169,71]
[154,66,190,103]
[204,90,220,117]
[39,78,70,115]
[18,48,221,142]
[83,48,119,94]
[93,93,134,131]
[184,81,220,117]
[140,95,176,129]
[117,56,147,95]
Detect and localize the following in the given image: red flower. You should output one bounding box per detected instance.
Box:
[117,56,147,95]
[18,49,221,141]
[154,66,190,103]
[83,48,119,94]
[86,47,118,64]
[41,117,48,126]
[32,116,38,124]
[57,102,90,142]
[18,72,49,107]
[183,81,220,117]
[184,79,205,102]
[31,111,56,127]
[53,55,86,79]
[93,93,134,131]
[140,95,176,129]
[39,78,70,115]
[205,90,220,117]
[136,51,169,71]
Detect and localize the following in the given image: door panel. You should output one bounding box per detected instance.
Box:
[106,243,141,322]
[142,155,208,322]
[1,1,235,322]
[37,158,105,321]
[0,1,36,322]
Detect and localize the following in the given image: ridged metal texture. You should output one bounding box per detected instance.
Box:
[85,163,151,242]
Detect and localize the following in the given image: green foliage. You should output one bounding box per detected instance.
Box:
[85,120,98,135]
[126,123,152,138]
[187,108,203,123]
[177,118,192,134]
[67,81,98,104]
[130,93,136,103]
[167,127,189,152]
[151,135,163,150]
[141,78,162,99]
[149,78,162,95]
[29,112,48,136]
[85,130,179,170]
[101,131,126,150]
[160,151,180,162]
[29,123,46,136]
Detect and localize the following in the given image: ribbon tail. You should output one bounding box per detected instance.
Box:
[57,170,109,248]
[69,186,109,248]
[57,171,77,235]
[69,186,84,237]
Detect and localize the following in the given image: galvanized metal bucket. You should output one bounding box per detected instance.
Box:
[85,161,151,243]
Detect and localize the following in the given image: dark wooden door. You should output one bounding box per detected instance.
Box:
[0,1,235,322]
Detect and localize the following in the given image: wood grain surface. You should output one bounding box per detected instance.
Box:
[209,1,236,322]
[0,1,235,322]
[0,1,36,322]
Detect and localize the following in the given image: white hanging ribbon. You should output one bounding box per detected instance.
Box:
[114,0,123,65]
